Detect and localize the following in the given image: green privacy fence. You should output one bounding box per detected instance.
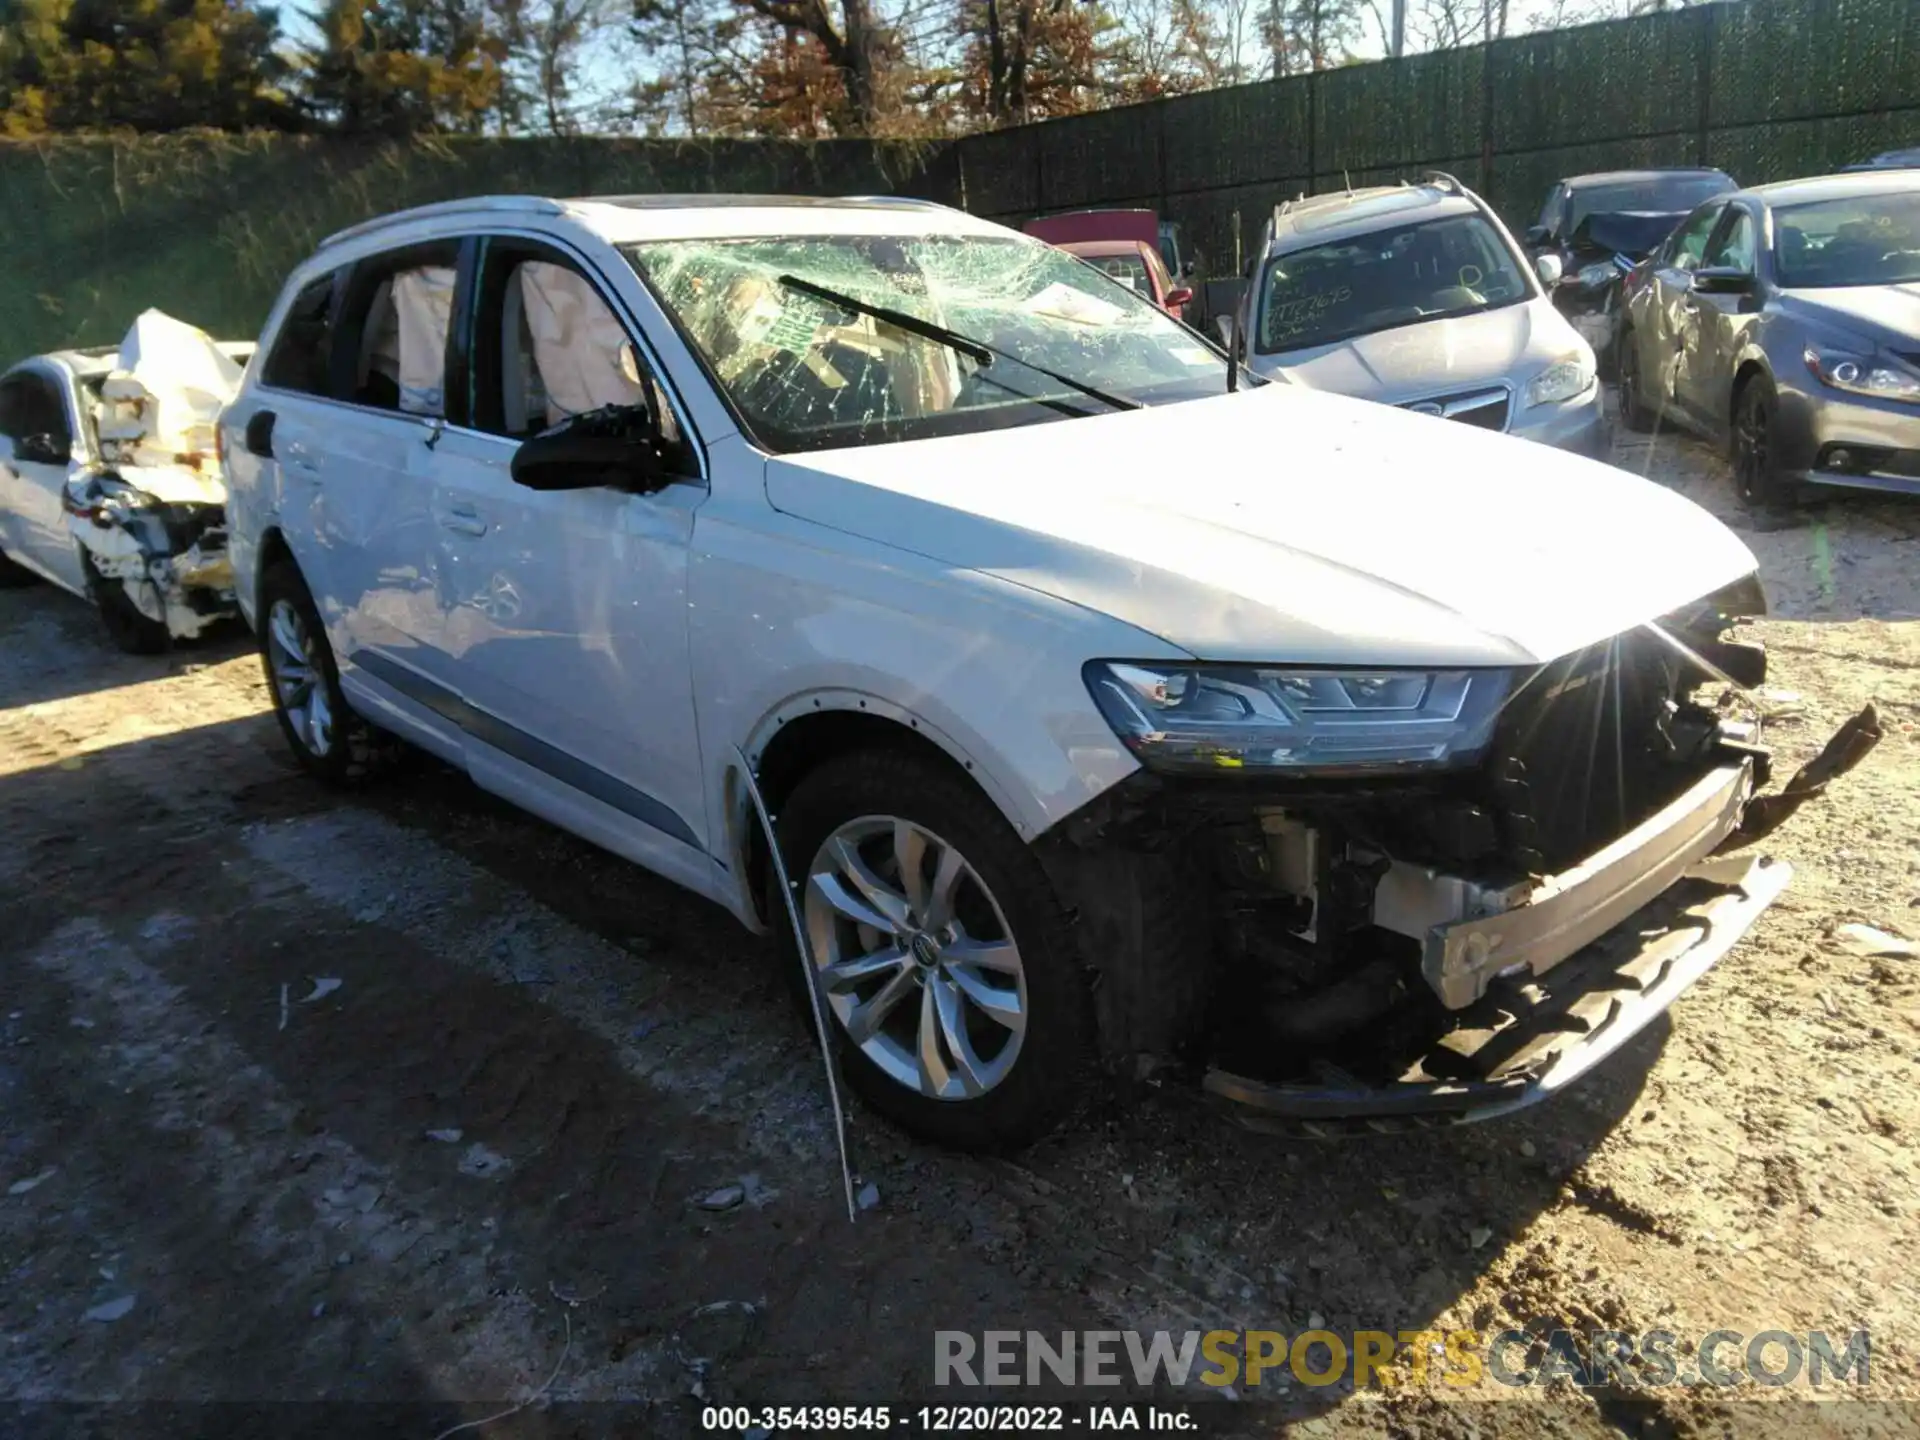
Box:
[0,0,1913,362]
[951,0,1920,273]
[0,133,956,360]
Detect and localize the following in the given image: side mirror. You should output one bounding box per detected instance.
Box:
[510,405,670,493]
[1533,253,1565,287]
[13,432,68,466]
[1165,286,1194,309]
[1691,266,1754,296]
[1524,224,1551,248]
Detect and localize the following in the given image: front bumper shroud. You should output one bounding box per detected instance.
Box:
[1204,703,1881,1135]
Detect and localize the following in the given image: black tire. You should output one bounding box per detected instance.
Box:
[1732,374,1794,509]
[770,749,1095,1151]
[0,546,38,589]
[1616,328,1656,433]
[257,558,402,787]
[81,549,169,654]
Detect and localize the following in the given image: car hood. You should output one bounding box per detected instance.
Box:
[762,386,1758,668]
[1253,301,1572,404]
[1779,284,1920,346]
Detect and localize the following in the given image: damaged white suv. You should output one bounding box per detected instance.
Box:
[222,194,1878,1149]
[0,312,252,652]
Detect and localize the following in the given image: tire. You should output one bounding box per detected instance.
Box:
[258,558,402,786]
[0,545,39,588]
[1616,328,1656,433]
[770,750,1095,1151]
[81,549,169,654]
[1732,374,1794,509]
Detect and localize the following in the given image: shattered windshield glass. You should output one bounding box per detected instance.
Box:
[1256,214,1530,356]
[622,235,1227,453]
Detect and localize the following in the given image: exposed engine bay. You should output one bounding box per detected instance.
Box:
[63,311,249,641]
[1041,577,1881,1133]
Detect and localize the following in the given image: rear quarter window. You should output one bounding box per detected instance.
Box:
[261,272,341,395]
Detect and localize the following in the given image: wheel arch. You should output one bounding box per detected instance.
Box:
[724,696,1027,933]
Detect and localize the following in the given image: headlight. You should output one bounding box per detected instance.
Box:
[1575,262,1615,289]
[1526,354,1596,408]
[1803,346,1920,404]
[1083,661,1511,775]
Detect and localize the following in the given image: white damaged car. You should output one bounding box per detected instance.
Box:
[221,195,1877,1148]
[0,311,252,651]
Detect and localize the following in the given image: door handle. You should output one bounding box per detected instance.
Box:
[439,504,488,537]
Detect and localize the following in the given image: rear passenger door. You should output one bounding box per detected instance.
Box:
[252,240,461,693]
[422,232,712,886]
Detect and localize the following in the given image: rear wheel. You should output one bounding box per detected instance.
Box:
[258,559,401,786]
[770,750,1095,1151]
[1732,375,1792,508]
[81,550,169,654]
[1616,329,1656,433]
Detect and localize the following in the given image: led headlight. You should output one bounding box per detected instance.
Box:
[1526,353,1596,408]
[1804,346,1920,404]
[1083,661,1511,775]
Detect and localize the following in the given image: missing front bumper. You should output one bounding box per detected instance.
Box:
[1205,852,1791,1136]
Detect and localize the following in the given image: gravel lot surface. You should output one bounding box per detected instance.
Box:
[1,418,1916,1439]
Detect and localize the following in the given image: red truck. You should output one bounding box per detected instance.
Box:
[1022,210,1199,324]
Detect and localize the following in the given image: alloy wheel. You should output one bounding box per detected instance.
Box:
[1734,389,1773,500]
[266,598,335,759]
[804,816,1027,1100]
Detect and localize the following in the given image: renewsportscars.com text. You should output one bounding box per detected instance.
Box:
[934,1328,1871,1391]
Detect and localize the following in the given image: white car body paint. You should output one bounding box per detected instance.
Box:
[221,195,1760,935]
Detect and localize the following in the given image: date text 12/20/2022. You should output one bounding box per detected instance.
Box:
[700,1405,1198,1432]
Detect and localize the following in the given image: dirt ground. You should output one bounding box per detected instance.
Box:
[2,416,1917,1439]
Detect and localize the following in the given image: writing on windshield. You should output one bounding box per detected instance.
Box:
[623,234,1226,453]
[1256,214,1528,356]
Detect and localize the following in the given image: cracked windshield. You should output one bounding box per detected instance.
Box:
[1257,213,1529,355]
[623,234,1226,452]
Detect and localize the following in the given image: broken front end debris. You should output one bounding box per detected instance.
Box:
[64,310,247,643]
[1046,580,1880,1135]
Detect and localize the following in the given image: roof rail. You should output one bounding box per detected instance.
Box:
[321,195,568,249]
[1422,170,1467,196]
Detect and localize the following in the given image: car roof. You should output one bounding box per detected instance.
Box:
[1742,170,1920,206]
[1561,168,1731,189]
[319,193,1009,252]
[1267,184,1478,253]
[1061,239,1152,257]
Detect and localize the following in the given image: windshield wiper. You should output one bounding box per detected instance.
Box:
[775,274,1143,413]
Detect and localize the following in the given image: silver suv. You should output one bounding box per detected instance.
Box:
[1234,176,1608,457]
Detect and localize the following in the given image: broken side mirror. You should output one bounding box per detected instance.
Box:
[13,432,68,466]
[510,405,671,494]
[1165,286,1194,310]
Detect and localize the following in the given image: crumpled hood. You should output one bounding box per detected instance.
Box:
[1779,284,1920,348]
[764,384,1758,668]
[1255,300,1575,404]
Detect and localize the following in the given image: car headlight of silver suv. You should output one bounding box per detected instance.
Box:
[1526,353,1597,408]
[1803,345,1920,404]
[1083,661,1511,775]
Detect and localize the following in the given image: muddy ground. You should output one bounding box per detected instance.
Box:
[1,418,1917,1439]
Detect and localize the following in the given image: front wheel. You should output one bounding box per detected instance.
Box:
[258,559,401,786]
[81,550,169,654]
[771,750,1095,1151]
[1732,376,1793,508]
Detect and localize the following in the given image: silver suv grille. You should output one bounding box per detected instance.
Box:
[1400,386,1510,433]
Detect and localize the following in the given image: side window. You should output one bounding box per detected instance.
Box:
[1667,204,1725,272]
[468,239,690,472]
[261,272,340,396]
[1704,209,1756,274]
[331,241,461,416]
[0,373,70,453]
[0,376,25,439]
[1538,185,1566,235]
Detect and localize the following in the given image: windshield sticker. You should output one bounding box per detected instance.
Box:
[1020,282,1126,327]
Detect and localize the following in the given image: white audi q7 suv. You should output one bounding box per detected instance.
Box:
[221,194,1876,1149]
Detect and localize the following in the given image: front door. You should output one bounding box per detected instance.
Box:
[0,368,86,594]
[423,234,711,885]
[1674,205,1761,439]
[1642,201,1726,420]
